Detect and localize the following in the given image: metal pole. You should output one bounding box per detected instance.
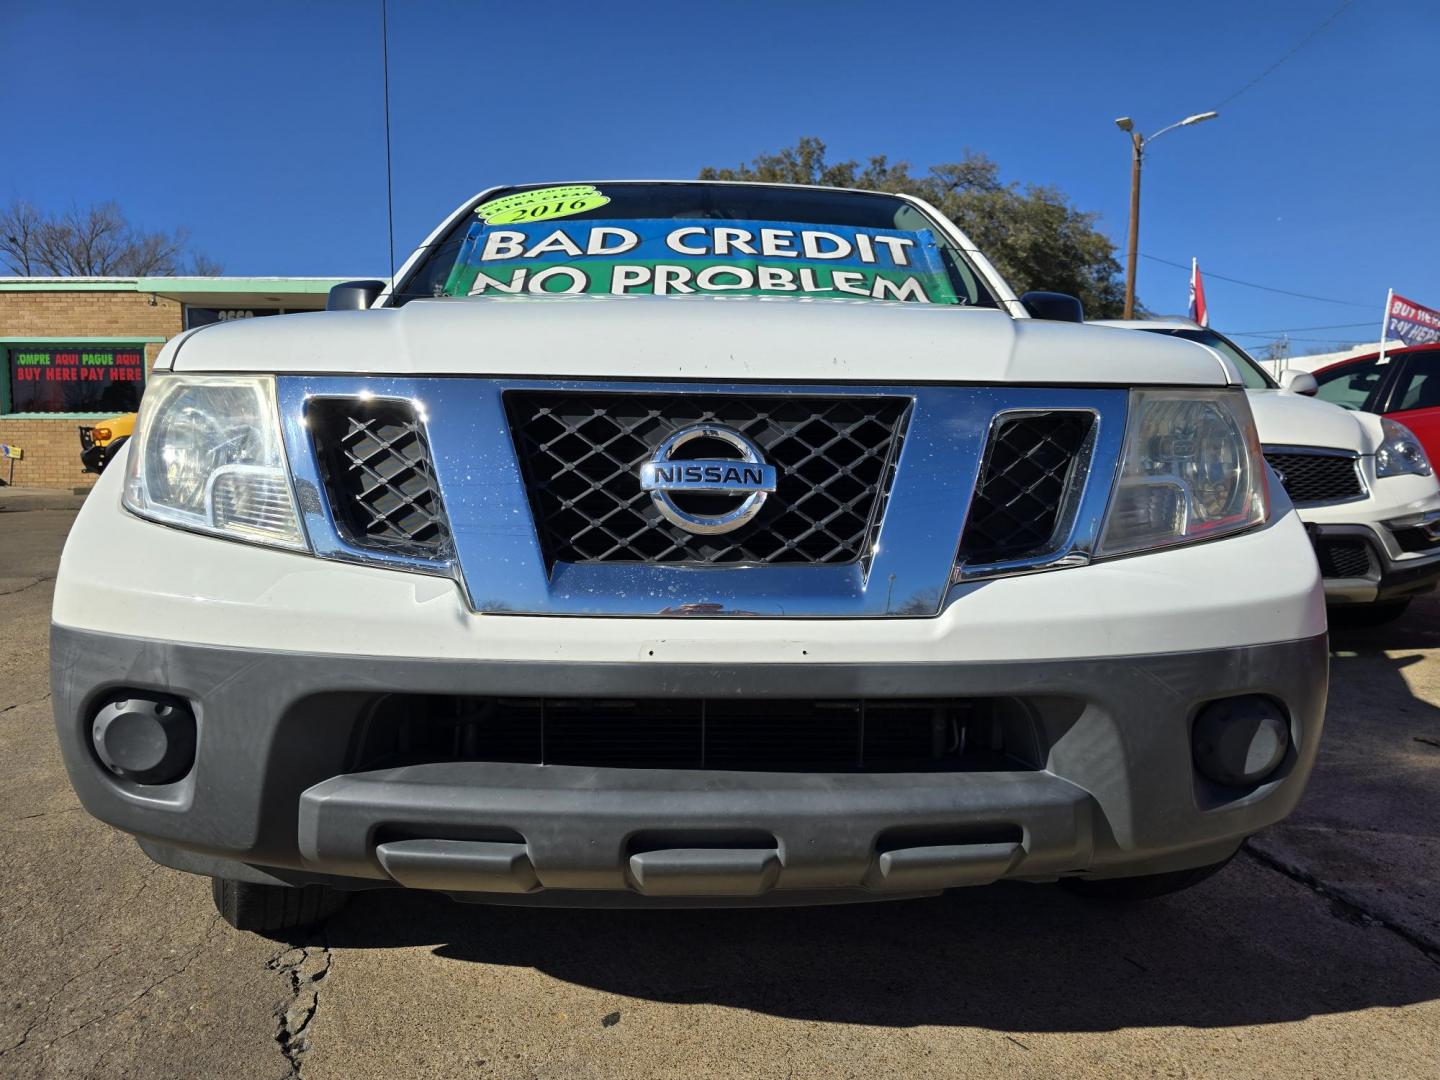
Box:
[1123,132,1143,319]
[1377,287,1393,365]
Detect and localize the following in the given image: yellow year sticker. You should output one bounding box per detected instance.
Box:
[475,185,610,226]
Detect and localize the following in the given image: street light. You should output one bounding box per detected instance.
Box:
[1116,110,1219,318]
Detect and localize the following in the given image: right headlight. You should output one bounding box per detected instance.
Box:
[122,374,307,551]
[1375,417,1432,478]
[1098,388,1269,557]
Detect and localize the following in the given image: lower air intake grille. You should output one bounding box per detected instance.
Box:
[505,391,910,566]
[309,397,451,557]
[349,696,1043,774]
[958,411,1094,564]
[1313,537,1373,579]
[1264,451,1364,505]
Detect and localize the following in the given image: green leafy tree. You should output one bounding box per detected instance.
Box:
[699,137,1128,317]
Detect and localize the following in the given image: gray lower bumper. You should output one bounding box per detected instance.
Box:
[1309,522,1440,604]
[51,625,1328,904]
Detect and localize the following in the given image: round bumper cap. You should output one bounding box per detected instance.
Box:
[92,694,196,785]
[1192,696,1290,787]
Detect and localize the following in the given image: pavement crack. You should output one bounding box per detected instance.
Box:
[1413,735,1440,749]
[0,692,51,717]
[1243,842,1439,964]
[269,937,333,1077]
[38,917,219,1051]
[0,575,53,597]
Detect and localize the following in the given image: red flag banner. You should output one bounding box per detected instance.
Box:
[1188,258,1208,327]
[1386,293,1440,347]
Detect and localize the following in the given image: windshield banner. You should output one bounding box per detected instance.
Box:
[442,219,958,304]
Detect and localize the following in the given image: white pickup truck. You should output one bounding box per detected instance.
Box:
[52,181,1327,933]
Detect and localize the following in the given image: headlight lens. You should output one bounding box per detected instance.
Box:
[123,375,307,550]
[1098,389,1269,557]
[1375,417,1432,478]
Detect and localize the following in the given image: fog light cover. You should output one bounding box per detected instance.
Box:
[91,693,197,785]
[1192,696,1289,787]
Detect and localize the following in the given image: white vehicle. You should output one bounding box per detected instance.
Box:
[52,182,1327,933]
[1096,318,1440,624]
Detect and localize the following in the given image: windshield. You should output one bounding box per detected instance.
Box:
[1140,327,1276,390]
[392,182,997,308]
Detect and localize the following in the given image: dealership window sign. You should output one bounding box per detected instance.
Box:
[5,345,145,414]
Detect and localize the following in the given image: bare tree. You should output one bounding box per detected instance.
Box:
[0,200,44,275]
[0,199,221,276]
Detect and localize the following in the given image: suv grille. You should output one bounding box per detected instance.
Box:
[349,695,1042,774]
[309,397,451,557]
[958,411,1094,564]
[505,391,910,566]
[1264,450,1363,505]
[1312,537,1373,578]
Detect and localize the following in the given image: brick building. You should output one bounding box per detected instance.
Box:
[0,277,346,489]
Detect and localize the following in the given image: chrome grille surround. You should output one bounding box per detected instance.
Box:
[279,378,1128,617]
[1263,445,1366,507]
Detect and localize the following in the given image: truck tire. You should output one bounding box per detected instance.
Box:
[1058,855,1234,901]
[210,876,348,933]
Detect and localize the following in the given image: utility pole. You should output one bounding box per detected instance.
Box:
[1114,111,1219,319]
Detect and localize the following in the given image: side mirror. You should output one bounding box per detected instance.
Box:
[326,279,388,311]
[1020,291,1085,323]
[1279,369,1318,396]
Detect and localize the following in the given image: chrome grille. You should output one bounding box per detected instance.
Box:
[505,391,910,566]
[958,411,1094,564]
[1264,450,1363,505]
[308,398,451,556]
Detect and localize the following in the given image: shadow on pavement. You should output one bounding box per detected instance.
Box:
[315,852,1439,1033]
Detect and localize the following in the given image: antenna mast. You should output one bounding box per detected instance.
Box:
[381,0,396,285]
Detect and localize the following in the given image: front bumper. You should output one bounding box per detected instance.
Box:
[52,625,1328,905]
[1307,516,1440,605]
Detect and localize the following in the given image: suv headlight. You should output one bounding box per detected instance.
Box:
[1098,389,1269,557]
[1375,417,1432,478]
[122,374,307,550]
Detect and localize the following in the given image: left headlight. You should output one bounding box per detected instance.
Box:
[1375,417,1432,478]
[122,374,307,551]
[1098,388,1269,558]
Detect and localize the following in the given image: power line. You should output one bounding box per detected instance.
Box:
[1138,253,1373,308]
[1214,1,1354,109]
[1225,321,1374,335]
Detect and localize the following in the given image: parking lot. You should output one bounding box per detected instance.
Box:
[2,497,1437,1080]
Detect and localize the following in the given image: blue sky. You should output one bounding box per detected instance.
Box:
[5,0,1436,354]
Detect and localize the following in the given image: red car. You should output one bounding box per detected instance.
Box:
[1314,343,1440,463]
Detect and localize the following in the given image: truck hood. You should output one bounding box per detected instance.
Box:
[1246,389,1381,454]
[164,293,1233,387]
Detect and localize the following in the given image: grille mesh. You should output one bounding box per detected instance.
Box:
[349,696,1038,774]
[1313,537,1373,578]
[1264,451,1363,505]
[309,398,451,556]
[505,392,910,565]
[958,411,1093,564]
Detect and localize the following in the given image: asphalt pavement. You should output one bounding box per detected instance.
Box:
[2,498,1437,1079]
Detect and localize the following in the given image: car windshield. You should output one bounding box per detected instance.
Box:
[391,182,998,309]
[1139,327,1276,390]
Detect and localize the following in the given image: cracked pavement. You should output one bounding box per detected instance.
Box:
[2,503,1438,1078]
